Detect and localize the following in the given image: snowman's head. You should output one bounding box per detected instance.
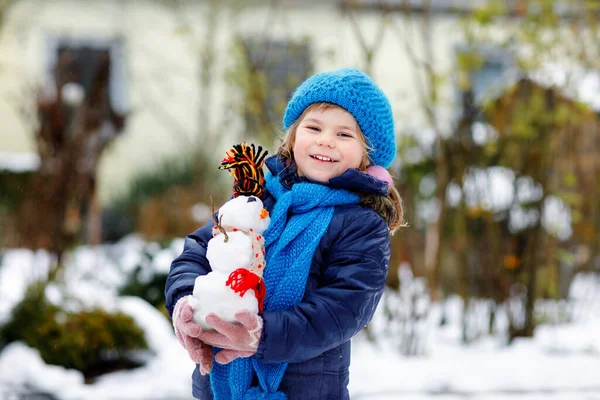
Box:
[218,195,270,233]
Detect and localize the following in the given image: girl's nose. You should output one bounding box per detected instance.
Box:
[316,132,335,147]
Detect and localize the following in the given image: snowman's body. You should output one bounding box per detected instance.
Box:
[189,195,270,330]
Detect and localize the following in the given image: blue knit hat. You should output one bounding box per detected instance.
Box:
[283,68,396,168]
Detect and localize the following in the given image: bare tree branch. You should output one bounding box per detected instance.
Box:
[136,78,195,149]
[344,0,389,75]
[390,2,437,128]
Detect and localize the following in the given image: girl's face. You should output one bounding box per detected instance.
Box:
[293,106,367,183]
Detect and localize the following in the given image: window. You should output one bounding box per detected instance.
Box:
[238,37,312,136]
[42,35,128,114]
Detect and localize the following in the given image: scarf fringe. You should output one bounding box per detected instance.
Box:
[244,387,287,400]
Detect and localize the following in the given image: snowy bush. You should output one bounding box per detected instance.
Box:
[117,237,183,318]
[461,297,505,343]
[0,282,148,380]
[119,247,168,310]
[568,271,600,321]
[377,263,432,356]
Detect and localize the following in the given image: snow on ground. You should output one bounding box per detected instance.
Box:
[1,238,599,400]
[350,331,600,399]
[0,151,40,172]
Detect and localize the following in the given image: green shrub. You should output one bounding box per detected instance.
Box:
[101,148,228,243]
[101,206,137,243]
[120,265,169,310]
[0,170,34,210]
[0,282,149,380]
[118,244,169,316]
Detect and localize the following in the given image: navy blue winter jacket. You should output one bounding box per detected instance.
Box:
[165,156,391,400]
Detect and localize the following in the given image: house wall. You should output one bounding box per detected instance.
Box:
[0,0,467,203]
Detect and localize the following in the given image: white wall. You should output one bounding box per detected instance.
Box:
[0,0,465,202]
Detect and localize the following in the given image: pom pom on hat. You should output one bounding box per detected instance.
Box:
[283,68,396,168]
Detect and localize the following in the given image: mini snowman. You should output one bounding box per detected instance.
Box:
[188,143,270,330]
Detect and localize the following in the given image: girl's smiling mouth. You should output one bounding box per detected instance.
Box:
[310,154,338,163]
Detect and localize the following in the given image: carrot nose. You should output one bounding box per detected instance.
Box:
[260,209,269,219]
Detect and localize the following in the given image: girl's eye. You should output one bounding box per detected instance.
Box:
[339,132,353,138]
[307,126,320,132]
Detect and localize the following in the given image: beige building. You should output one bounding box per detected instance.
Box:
[0,0,502,202]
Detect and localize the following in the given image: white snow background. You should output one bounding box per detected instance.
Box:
[0,236,599,400]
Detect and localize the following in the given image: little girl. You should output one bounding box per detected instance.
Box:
[165,68,404,400]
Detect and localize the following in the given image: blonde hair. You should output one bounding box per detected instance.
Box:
[276,102,405,234]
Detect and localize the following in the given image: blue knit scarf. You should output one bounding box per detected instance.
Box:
[209,171,359,399]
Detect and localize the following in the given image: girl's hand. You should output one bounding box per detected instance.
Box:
[200,310,263,365]
[172,295,214,375]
